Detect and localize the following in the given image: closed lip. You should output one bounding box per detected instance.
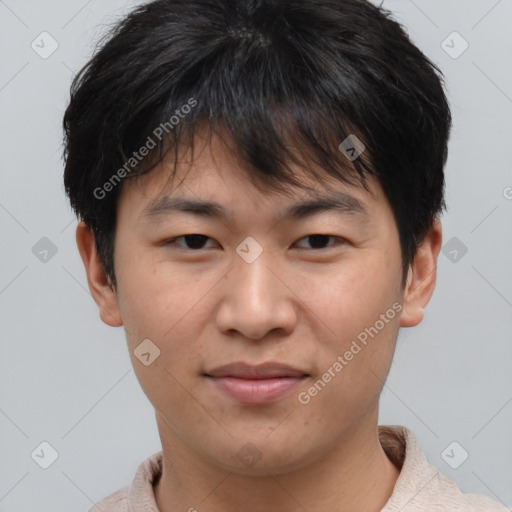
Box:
[204,362,309,379]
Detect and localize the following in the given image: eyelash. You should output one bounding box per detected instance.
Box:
[163,234,347,251]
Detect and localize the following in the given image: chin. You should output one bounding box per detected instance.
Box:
[204,435,320,477]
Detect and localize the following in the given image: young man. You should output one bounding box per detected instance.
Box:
[62,0,508,510]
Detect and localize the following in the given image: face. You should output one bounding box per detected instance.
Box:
[86,132,434,476]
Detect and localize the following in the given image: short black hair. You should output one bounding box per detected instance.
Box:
[63,0,452,290]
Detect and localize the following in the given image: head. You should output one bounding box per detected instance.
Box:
[64,0,450,474]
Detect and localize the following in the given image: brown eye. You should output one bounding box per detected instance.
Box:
[166,234,214,250]
[294,235,344,250]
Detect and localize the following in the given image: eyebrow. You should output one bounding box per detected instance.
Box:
[141,192,368,223]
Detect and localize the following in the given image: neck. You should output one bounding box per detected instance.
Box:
[154,412,400,512]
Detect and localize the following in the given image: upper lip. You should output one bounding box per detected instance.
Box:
[205,362,308,379]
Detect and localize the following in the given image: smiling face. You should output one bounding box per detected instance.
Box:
[77,130,440,477]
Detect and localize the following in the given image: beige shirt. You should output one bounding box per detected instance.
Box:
[89,425,509,511]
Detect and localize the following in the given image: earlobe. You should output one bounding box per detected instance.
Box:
[399,218,442,328]
[75,221,123,327]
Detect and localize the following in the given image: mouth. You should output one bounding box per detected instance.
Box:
[204,362,309,404]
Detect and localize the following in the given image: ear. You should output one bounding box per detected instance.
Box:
[400,218,442,328]
[75,221,123,327]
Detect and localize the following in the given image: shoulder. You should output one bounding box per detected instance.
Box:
[379,425,509,512]
[87,451,163,512]
[424,471,509,511]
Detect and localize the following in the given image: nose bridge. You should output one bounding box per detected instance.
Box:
[232,246,277,314]
[215,242,296,340]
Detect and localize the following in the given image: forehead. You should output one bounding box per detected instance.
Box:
[117,131,386,227]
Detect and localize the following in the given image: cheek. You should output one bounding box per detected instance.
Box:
[298,300,400,438]
[116,262,211,412]
[292,249,401,340]
[116,254,209,339]
[292,249,401,405]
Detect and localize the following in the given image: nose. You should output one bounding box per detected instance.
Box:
[215,249,298,341]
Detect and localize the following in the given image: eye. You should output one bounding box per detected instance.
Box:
[294,234,346,250]
[164,234,346,251]
[165,234,216,250]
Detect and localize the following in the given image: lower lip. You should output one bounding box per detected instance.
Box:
[207,376,307,404]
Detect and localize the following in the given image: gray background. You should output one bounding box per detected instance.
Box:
[1,1,511,510]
